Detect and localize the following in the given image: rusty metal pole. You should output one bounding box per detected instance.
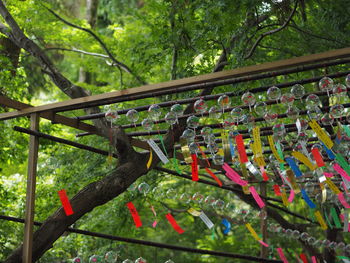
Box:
[23,113,39,263]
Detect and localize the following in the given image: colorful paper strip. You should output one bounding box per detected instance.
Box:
[314,210,328,230]
[333,163,350,182]
[309,119,334,149]
[249,186,265,208]
[311,148,325,167]
[277,247,289,263]
[273,185,282,196]
[268,136,284,163]
[285,157,302,177]
[292,151,316,170]
[165,213,184,234]
[222,218,231,234]
[205,167,223,187]
[58,189,74,216]
[301,189,316,209]
[235,134,248,163]
[126,202,142,228]
[191,154,199,182]
[300,253,308,263]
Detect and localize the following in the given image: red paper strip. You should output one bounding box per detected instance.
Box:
[273,185,281,196]
[311,148,325,167]
[58,189,74,216]
[197,143,210,167]
[191,154,199,181]
[235,134,248,163]
[277,247,289,263]
[205,167,223,187]
[126,202,142,228]
[260,166,269,181]
[300,253,308,263]
[165,213,184,234]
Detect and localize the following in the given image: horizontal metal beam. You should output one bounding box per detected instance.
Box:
[0,48,349,120]
[0,96,149,151]
[76,63,350,121]
[0,215,282,262]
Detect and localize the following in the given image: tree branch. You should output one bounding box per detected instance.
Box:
[43,5,147,85]
[244,0,298,59]
[0,0,112,137]
[45,47,109,59]
[289,21,349,46]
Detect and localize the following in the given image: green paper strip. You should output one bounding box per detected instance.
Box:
[309,208,315,223]
[276,142,285,171]
[172,148,182,175]
[331,207,341,228]
[158,135,168,158]
[335,153,350,176]
[276,142,284,159]
[338,256,350,259]
[323,209,333,229]
[343,125,350,137]
[211,228,215,240]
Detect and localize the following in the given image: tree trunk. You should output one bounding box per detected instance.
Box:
[6,149,149,263]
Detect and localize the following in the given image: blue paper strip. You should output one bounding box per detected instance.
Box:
[285,157,302,177]
[301,189,316,209]
[322,143,335,160]
[222,218,231,234]
[229,138,235,158]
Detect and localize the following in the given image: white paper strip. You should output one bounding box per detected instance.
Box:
[296,119,301,134]
[246,161,259,176]
[199,212,214,229]
[147,139,169,164]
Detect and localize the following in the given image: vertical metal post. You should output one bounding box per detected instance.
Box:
[260,182,268,258]
[23,113,39,263]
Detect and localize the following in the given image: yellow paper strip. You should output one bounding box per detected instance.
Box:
[146,150,153,169]
[268,136,285,163]
[286,170,301,194]
[325,178,341,194]
[253,127,262,154]
[245,223,260,241]
[187,208,201,217]
[314,210,328,230]
[180,138,192,164]
[281,188,289,206]
[309,119,334,149]
[221,132,231,163]
[292,151,316,170]
[320,183,326,203]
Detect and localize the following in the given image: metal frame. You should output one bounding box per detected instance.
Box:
[1,48,350,262]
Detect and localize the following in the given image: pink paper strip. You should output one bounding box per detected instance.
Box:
[259,240,269,247]
[311,256,317,263]
[324,172,334,178]
[222,163,248,186]
[249,186,265,208]
[152,221,157,228]
[288,189,295,203]
[333,163,350,182]
[340,214,345,221]
[338,193,350,208]
[277,247,289,263]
